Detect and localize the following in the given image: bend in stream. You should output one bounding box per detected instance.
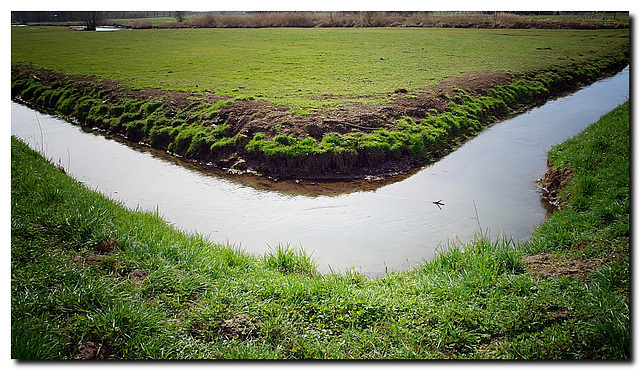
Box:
[11,66,629,276]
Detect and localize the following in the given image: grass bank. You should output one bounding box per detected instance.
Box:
[11,102,629,359]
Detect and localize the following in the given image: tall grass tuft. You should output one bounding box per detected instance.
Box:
[263,244,318,276]
[589,308,629,358]
[424,232,524,283]
[11,319,61,359]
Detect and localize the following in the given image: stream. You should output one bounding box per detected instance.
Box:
[11,66,629,276]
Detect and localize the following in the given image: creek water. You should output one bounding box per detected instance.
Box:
[11,66,629,276]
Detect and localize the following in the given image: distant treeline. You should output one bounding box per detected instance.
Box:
[11,11,172,23]
[12,11,629,30]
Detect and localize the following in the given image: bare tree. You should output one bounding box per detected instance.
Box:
[174,11,186,22]
[78,11,106,30]
[360,11,376,26]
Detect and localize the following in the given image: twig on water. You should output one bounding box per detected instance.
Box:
[432,199,445,210]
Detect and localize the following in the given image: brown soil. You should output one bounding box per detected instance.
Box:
[523,250,625,281]
[72,238,120,268]
[220,314,262,340]
[70,237,149,284]
[545,305,571,323]
[235,70,515,142]
[94,237,119,254]
[539,160,573,209]
[74,341,118,360]
[127,269,148,284]
[72,252,102,268]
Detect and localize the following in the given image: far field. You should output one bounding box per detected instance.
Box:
[11,27,629,109]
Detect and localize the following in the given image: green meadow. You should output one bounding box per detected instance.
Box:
[11,26,629,108]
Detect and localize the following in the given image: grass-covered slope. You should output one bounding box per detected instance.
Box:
[11,102,629,359]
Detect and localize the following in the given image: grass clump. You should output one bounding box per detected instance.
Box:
[11,101,629,359]
[263,244,318,276]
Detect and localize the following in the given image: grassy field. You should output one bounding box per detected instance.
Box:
[10,101,629,359]
[11,26,629,108]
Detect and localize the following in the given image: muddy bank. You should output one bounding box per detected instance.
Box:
[539,159,574,209]
[10,52,628,180]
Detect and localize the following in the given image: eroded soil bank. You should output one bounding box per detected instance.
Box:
[10,52,628,180]
[539,160,573,209]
